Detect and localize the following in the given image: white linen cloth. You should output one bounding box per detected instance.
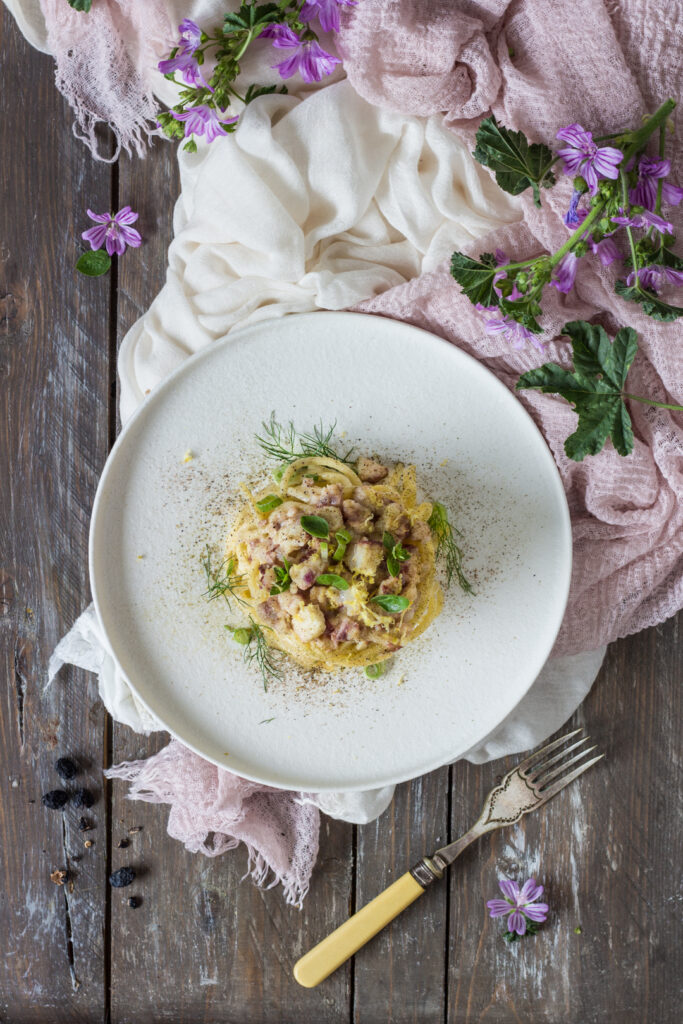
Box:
[9,0,606,823]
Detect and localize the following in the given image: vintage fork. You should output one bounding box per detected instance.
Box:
[294,728,603,988]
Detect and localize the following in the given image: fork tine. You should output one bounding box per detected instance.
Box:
[535,745,599,788]
[536,754,604,799]
[526,736,591,782]
[517,728,584,775]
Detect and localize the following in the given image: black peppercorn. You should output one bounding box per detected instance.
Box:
[109,867,136,888]
[55,757,79,781]
[127,896,141,909]
[41,790,69,810]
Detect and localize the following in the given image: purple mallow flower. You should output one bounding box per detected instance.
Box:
[630,156,683,211]
[82,206,142,257]
[549,251,579,293]
[611,208,674,235]
[556,124,623,195]
[158,52,207,87]
[564,188,585,227]
[589,235,620,266]
[172,105,238,143]
[300,0,357,33]
[261,24,341,83]
[487,878,549,936]
[626,264,683,292]
[176,18,202,55]
[477,305,543,352]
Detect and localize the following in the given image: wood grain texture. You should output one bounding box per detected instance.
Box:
[0,10,109,1022]
[1,7,681,1022]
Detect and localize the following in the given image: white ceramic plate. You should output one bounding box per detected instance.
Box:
[90,312,571,792]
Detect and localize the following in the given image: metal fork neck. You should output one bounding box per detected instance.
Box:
[409,829,480,888]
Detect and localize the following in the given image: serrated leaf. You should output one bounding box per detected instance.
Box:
[450,252,498,307]
[473,116,555,207]
[516,319,637,460]
[76,250,111,277]
[615,280,683,321]
[244,83,289,104]
[68,0,93,10]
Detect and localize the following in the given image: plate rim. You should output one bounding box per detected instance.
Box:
[89,311,572,791]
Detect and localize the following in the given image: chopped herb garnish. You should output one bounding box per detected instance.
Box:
[364,663,384,679]
[332,529,351,562]
[300,514,330,539]
[270,559,292,595]
[255,494,283,515]
[427,503,473,593]
[383,531,410,577]
[320,541,329,560]
[201,544,247,608]
[226,618,283,690]
[315,573,350,590]
[259,717,276,724]
[255,412,354,466]
[370,594,411,613]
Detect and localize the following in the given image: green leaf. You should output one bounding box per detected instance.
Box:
[76,250,111,277]
[315,573,350,590]
[473,115,555,207]
[224,2,280,32]
[300,515,330,539]
[68,0,93,10]
[332,529,351,562]
[255,494,283,515]
[244,83,289,105]
[183,138,198,154]
[450,252,499,307]
[516,320,637,460]
[386,554,399,578]
[370,594,411,613]
[615,279,683,322]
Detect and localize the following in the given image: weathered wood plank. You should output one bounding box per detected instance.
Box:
[352,769,450,1024]
[447,614,682,1024]
[109,144,354,1024]
[0,9,110,1021]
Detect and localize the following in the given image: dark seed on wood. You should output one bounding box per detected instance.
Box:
[117,839,129,849]
[55,756,78,780]
[41,790,69,810]
[78,817,93,832]
[109,867,136,888]
[128,826,143,834]
[127,896,141,909]
[72,788,95,809]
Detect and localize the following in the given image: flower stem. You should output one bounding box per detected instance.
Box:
[621,98,676,163]
[548,202,604,267]
[624,393,683,411]
[655,124,666,216]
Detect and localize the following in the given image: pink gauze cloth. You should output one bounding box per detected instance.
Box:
[29,0,683,901]
[105,740,319,907]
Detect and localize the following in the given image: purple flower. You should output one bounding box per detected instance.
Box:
[487,878,549,936]
[549,251,579,293]
[564,188,585,227]
[172,105,239,143]
[262,24,341,83]
[176,18,202,55]
[477,305,543,351]
[82,206,142,257]
[626,264,683,292]
[611,208,674,235]
[590,235,620,266]
[158,52,207,87]
[300,0,357,33]
[556,124,623,195]
[629,156,683,210]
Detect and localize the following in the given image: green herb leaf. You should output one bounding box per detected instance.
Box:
[364,663,384,679]
[255,413,354,466]
[270,559,292,595]
[370,594,410,613]
[473,115,556,207]
[516,320,638,460]
[428,502,473,593]
[301,515,330,539]
[450,252,499,307]
[233,616,283,691]
[320,541,329,561]
[76,250,111,277]
[201,545,247,608]
[255,494,283,515]
[386,554,399,578]
[244,83,289,104]
[259,717,276,724]
[226,626,252,645]
[68,0,93,10]
[315,573,350,590]
[183,138,198,153]
[332,529,351,562]
[615,279,683,322]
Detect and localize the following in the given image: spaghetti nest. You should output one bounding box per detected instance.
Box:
[227,454,443,672]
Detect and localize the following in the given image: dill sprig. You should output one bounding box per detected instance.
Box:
[255,413,354,466]
[201,544,247,608]
[428,502,474,594]
[227,618,284,691]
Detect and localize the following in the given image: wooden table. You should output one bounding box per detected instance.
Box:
[1,10,680,1022]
